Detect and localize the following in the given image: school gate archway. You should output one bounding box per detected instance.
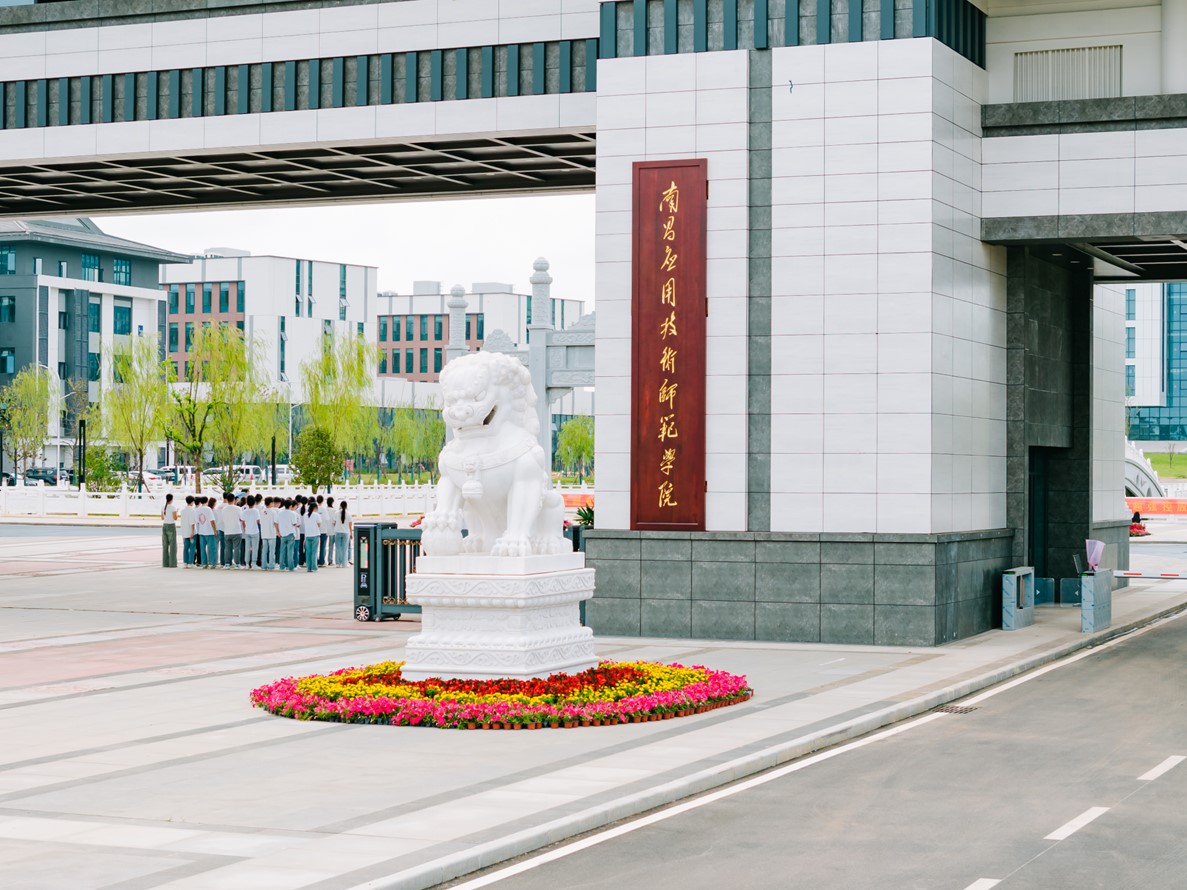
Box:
[5,0,1187,645]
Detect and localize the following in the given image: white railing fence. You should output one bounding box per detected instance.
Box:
[0,481,594,520]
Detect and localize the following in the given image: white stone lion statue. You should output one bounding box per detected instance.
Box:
[420,351,568,558]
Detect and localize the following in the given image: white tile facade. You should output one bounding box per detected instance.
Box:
[594,50,751,532]
[1093,283,1129,524]
[769,39,1006,535]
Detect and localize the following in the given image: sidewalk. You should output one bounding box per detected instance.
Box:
[1,528,1186,890]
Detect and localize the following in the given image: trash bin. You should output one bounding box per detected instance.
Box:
[353,523,423,622]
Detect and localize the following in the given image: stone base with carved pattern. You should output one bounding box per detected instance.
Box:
[401,556,597,681]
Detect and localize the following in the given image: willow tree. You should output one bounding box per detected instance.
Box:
[299,331,381,459]
[556,415,594,481]
[0,365,52,476]
[103,335,170,491]
[168,323,268,493]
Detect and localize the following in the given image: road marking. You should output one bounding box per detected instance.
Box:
[1045,806,1110,841]
[819,658,845,666]
[961,880,1000,890]
[443,712,948,890]
[1138,755,1186,781]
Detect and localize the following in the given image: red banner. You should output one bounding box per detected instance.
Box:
[1126,498,1187,516]
[631,160,707,531]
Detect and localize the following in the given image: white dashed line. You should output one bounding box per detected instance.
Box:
[961,880,1000,890]
[1138,755,1185,782]
[1045,806,1110,841]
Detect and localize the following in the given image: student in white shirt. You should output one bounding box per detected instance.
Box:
[276,499,296,571]
[195,497,217,569]
[241,494,261,570]
[259,496,278,570]
[334,500,353,567]
[302,502,323,573]
[179,496,197,568]
[219,493,243,568]
[161,493,179,567]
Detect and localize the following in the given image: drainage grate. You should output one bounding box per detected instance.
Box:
[935,705,978,714]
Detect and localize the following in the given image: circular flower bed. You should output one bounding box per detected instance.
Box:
[250,660,752,729]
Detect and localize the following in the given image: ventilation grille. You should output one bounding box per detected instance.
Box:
[1014,45,1123,102]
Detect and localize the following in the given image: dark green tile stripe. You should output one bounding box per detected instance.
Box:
[664,0,679,53]
[600,2,617,58]
[786,0,800,45]
[748,49,773,533]
[633,0,647,56]
[817,0,831,45]
[694,0,708,51]
[881,0,894,39]
[849,0,862,41]
[724,0,738,50]
[913,0,927,37]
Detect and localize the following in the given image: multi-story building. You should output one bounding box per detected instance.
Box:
[0,218,188,473]
[160,249,377,396]
[1124,281,1187,447]
[376,281,585,383]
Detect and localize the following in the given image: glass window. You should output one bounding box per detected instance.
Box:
[202,283,212,313]
[0,295,13,323]
[306,260,313,295]
[339,264,347,297]
[379,351,387,374]
[237,281,245,312]
[420,315,428,339]
[525,295,531,325]
[405,349,413,374]
[295,260,302,295]
[466,315,471,339]
[477,313,484,340]
[405,315,414,340]
[87,352,100,381]
[219,282,229,313]
[168,284,178,314]
[0,347,12,374]
[112,299,132,336]
[81,253,100,282]
[0,246,16,275]
[32,257,42,275]
[58,310,69,330]
[185,283,195,313]
[184,321,193,351]
[294,295,301,316]
[339,302,347,322]
[1126,288,1136,322]
[1126,327,1135,359]
[357,322,364,336]
[307,297,313,317]
[434,315,443,339]
[419,348,428,373]
[88,300,101,333]
[57,260,67,277]
[434,347,442,373]
[57,361,66,380]
[379,317,388,340]
[168,322,178,353]
[112,258,131,286]
[1126,364,1136,397]
[236,320,244,332]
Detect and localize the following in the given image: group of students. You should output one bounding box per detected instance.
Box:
[161,491,354,573]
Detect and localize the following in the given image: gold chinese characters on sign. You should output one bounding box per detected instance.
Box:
[632,160,706,531]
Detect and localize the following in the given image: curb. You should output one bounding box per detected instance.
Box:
[372,599,1187,890]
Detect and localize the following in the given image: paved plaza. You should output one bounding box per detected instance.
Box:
[1,524,1185,889]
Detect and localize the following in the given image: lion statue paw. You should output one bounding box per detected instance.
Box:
[491,535,532,557]
[420,510,464,556]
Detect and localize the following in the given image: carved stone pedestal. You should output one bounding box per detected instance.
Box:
[401,553,597,681]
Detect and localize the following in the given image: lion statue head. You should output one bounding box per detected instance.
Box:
[438,351,538,439]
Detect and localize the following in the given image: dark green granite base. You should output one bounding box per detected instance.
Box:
[585,529,1016,647]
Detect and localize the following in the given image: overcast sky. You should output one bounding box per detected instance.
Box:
[99,193,596,305]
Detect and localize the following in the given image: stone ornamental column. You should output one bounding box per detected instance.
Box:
[1165,0,1187,93]
[528,257,553,458]
[446,284,468,365]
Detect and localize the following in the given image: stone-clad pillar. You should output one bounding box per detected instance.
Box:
[527,257,553,459]
[1164,0,1187,93]
[445,284,468,365]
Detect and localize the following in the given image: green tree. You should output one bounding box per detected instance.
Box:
[206,328,270,492]
[0,365,52,476]
[83,445,120,491]
[291,425,341,493]
[300,331,381,456]
[103,336,169,491]
[556,415,594,481]
[412,398,445,482]
[386,402,420,483]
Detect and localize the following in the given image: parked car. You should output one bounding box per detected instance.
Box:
[24,466,70,486]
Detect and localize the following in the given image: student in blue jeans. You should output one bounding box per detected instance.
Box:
[302,502,322,572]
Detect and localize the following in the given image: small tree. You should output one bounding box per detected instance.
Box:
[556,415,594,481]
[103,336,169,491]
[412,399,445,483]
[291,425,341,493]
[207,329,269,492]
[300,331,381,456]
[1,365,52,475]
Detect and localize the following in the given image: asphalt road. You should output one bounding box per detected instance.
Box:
[446,613,1187,890]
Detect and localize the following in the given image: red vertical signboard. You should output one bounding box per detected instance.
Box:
[631,159,707,531]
